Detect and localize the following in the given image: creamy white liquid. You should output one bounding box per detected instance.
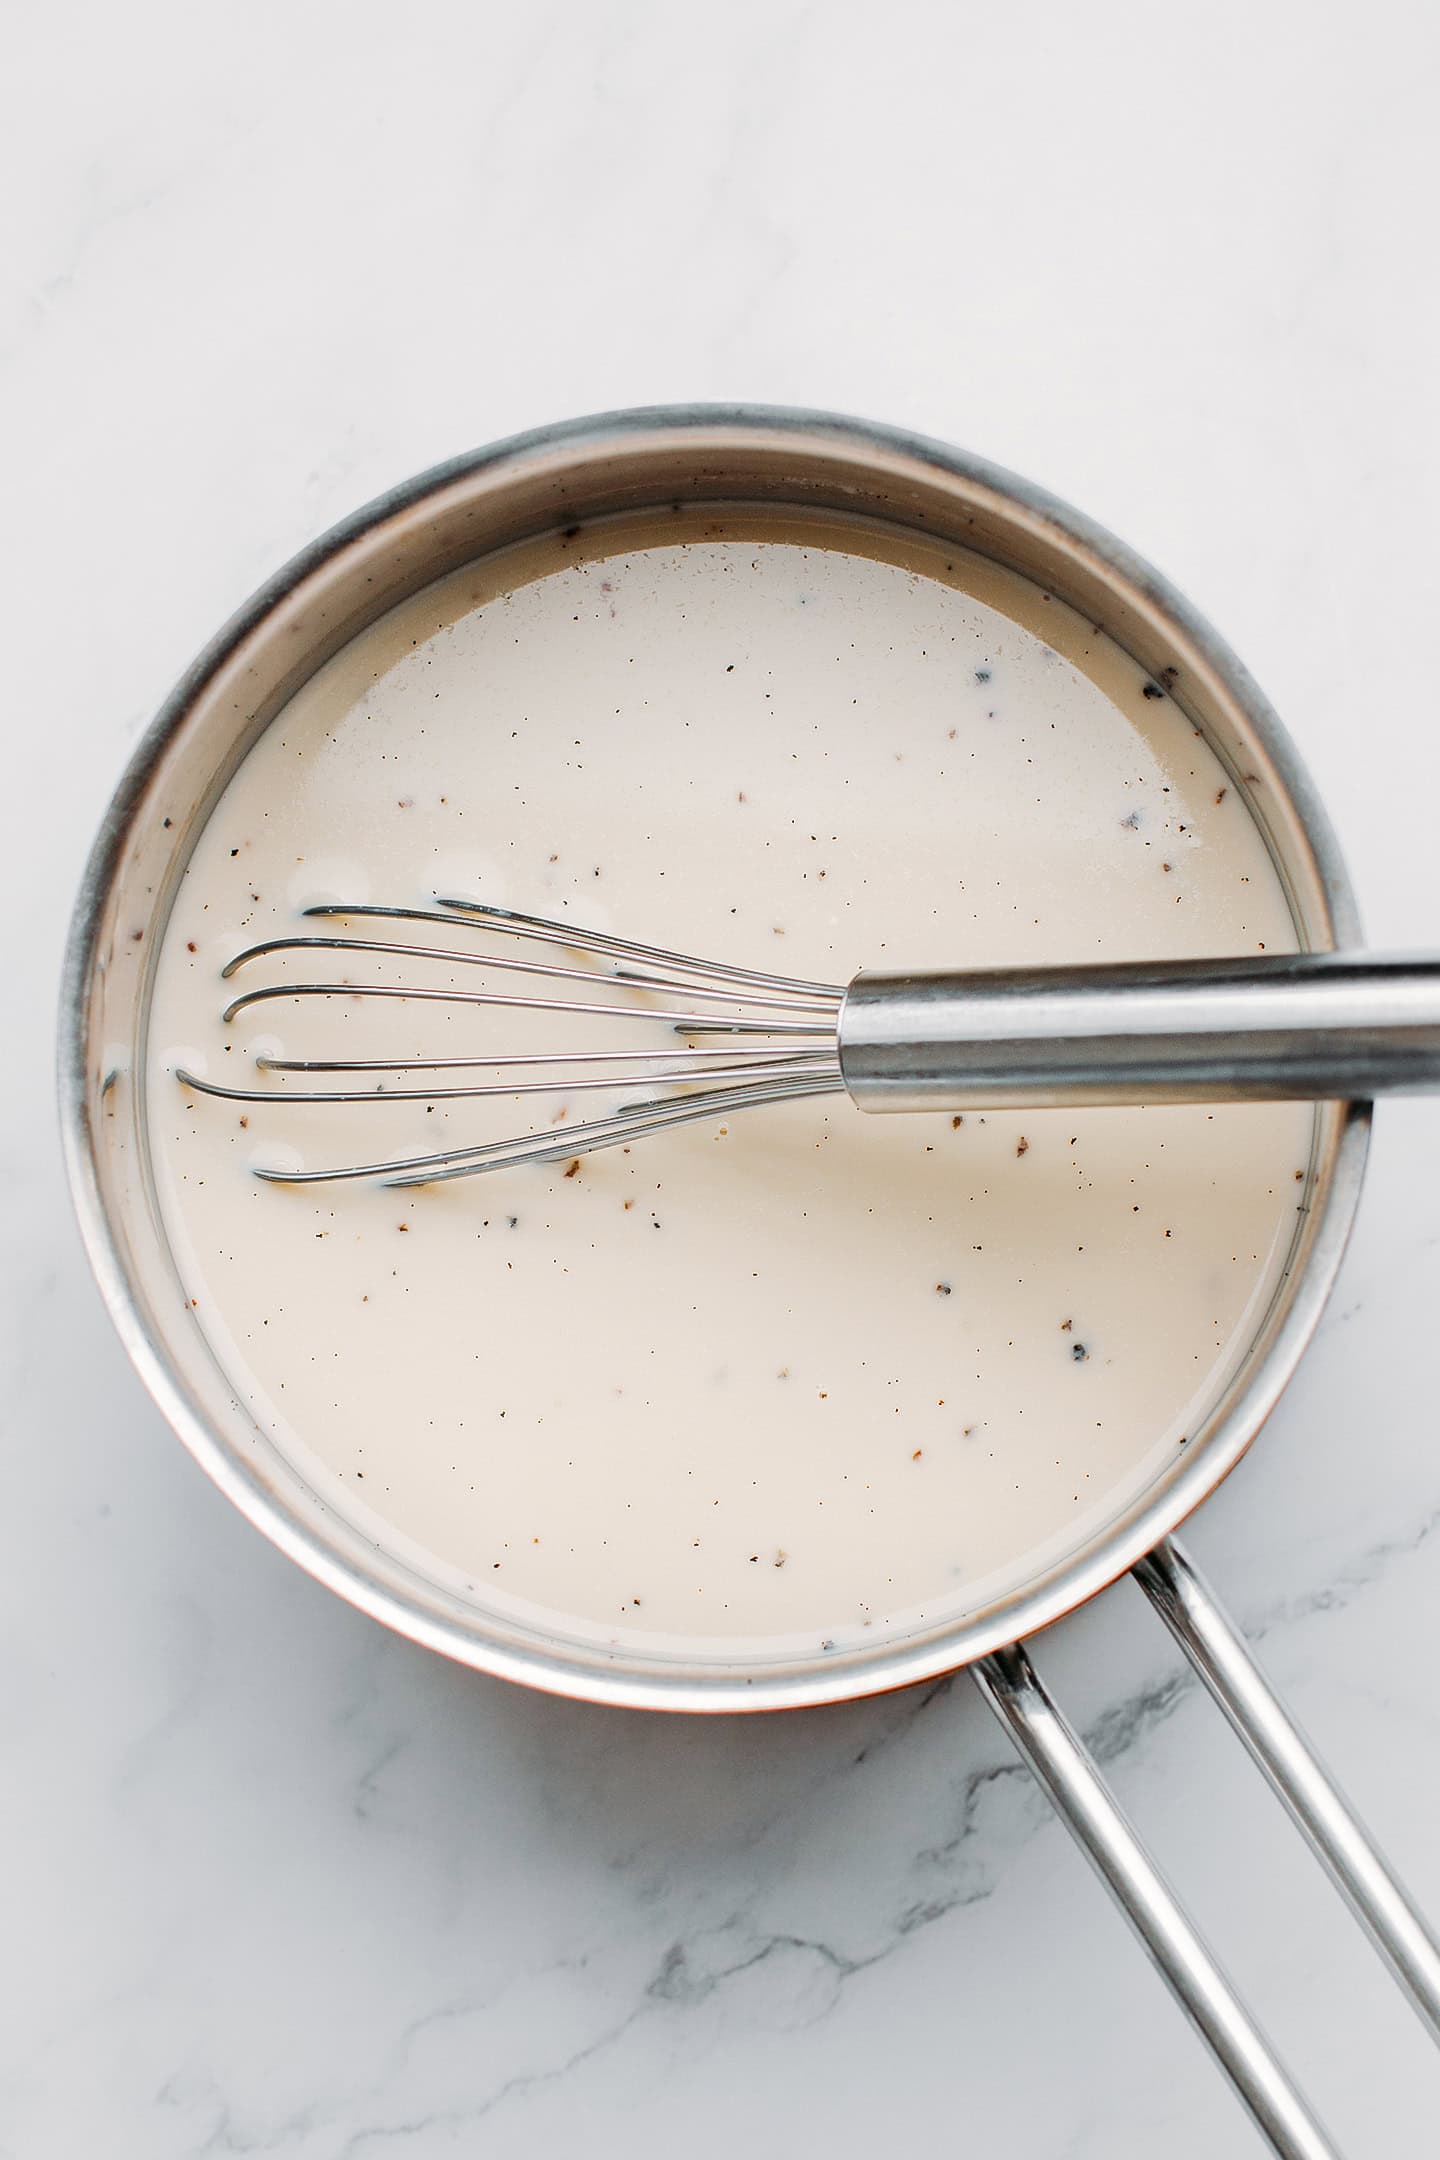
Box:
[146,515,1313,1655]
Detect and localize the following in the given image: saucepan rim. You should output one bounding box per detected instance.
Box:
[58,404,1371,1710]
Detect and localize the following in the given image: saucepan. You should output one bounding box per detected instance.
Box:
[59,408,1440,2157]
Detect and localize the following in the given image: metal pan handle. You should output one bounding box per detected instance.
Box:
[973,1535,1440,2157]
[1134,1539,1440,2034]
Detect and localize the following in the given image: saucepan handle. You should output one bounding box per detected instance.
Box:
[973,1535,1440,2159]
[1133,1539,1440,2031]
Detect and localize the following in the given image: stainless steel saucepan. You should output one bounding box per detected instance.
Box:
[60,408,1440,2157]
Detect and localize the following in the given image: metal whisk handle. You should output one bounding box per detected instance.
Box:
[839,951,1440,1110]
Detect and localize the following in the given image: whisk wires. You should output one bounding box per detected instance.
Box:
[175,899,846,1184]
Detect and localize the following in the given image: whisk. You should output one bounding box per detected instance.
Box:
[175,897,1440,1186]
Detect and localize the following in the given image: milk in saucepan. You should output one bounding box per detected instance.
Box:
[145,516,1313,1654]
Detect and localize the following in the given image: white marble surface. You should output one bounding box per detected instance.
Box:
[6,3,1440,2153]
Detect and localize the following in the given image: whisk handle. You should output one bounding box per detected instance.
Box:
[838,950,1440,1110]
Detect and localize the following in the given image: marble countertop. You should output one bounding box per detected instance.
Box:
[6,4,1440,2153]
